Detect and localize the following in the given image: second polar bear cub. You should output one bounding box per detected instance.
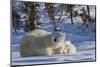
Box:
[20,29,76,57]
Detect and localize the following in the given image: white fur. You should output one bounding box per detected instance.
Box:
[20,29,76,57]
[64,41,76,55]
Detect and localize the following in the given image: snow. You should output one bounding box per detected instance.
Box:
[11,1,96,66]
[11,21,96,66]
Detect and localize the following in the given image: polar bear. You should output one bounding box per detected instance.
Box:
[63,41,76,55]
[20,29,76,57]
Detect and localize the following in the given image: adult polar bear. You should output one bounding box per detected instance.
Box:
[20,29,76,57]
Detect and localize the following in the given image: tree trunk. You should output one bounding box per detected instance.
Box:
[45,4,58,31]
[24,2,38,31]
[87,5,91,23]
[58,9,63,23]
[12,21,17,33]
[70,6,73,24]
[94,6,96,22]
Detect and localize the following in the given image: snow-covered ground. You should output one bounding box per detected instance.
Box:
[11,21,96,66]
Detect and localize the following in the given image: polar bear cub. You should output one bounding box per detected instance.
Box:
[63,41,76,55]
[20,29,76,57]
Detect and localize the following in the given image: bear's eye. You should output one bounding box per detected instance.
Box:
[53,37,59,42]
[54,38,57,42]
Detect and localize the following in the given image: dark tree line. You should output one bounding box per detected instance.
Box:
[12,1,96,32]
[12,8,20,32]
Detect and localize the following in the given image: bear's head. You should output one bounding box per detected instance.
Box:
[51,31,66,48]
[52,31,66,42]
